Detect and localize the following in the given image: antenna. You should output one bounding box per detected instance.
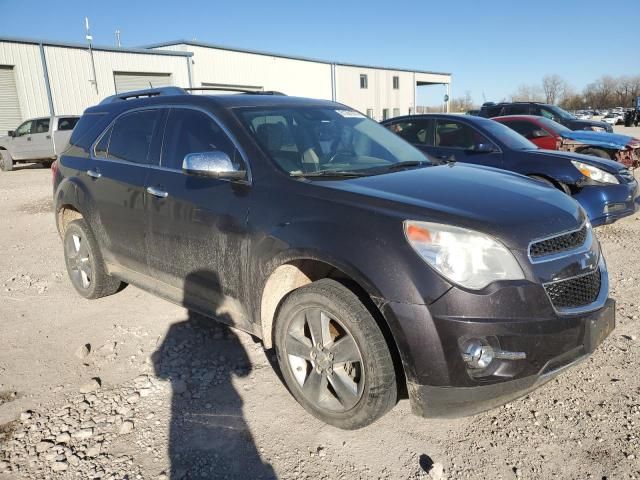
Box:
[84,17,93,43]
[84,17,99,95]
[115,29,121,47]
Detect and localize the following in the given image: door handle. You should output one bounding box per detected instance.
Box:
[46,135,51,139]
[146,186,168,198]
[87,169,102,179]
[27,137,32,141]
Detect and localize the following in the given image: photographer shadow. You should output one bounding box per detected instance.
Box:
[153,271,276,479]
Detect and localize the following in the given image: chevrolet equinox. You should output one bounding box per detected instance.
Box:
[53,87,615,429]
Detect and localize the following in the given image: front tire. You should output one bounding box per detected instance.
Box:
[274,279,397,429]
[529,175,570,195]
[0,150,13,172]
[63,219,124,299]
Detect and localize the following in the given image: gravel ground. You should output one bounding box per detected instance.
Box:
[0,165,639,480]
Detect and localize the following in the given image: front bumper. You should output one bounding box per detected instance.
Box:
[383,293,615,418]
[574,181,639,227]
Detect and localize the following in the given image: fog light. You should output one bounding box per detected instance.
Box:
[604,203,625,214]
[460,338,527,370]
[461,338,494,369]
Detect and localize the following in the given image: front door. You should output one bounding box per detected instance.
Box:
[10,119,34,160]
[145,107,253,331]
[87,108,165,276]
[431,119,503,168]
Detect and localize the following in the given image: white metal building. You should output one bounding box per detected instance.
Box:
[0,35,451,134]
[147,40,452,121]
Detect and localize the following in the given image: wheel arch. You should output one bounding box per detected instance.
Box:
[259,254,407,395]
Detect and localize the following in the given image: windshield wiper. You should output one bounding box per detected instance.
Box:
[381,160,432,171]
[290,170,370,178]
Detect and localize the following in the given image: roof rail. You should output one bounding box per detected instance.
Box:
[184,87,286,96]
[99,86,186,104]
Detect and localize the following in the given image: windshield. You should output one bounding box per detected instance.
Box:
[480,119,538,151]
[547,105,575,121]
[236,106,430,176]
[534,116,572,134]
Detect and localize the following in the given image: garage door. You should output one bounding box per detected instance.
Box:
[113,72,173,93]
[0,66,22,136]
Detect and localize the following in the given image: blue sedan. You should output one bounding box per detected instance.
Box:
[382,114,639,226]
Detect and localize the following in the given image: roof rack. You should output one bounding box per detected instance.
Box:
[184,87,286,95]
[99,87,186,104]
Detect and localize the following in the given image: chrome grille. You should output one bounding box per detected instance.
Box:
[544,268,601,310]
[529,225,588,258]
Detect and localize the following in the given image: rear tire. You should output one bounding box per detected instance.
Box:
[0,150,13,172]
[274,279,397,429]
[63,219,124,299]
[579,148,613,160]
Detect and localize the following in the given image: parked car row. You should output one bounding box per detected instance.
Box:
[51,87,620,429]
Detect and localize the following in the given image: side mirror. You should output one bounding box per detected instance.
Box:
[468,143,495,154]
[7,131,15,137]
[182,151,246,180]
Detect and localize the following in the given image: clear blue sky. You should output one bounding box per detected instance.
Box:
[2,0,638,106]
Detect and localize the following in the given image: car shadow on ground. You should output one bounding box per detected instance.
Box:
[152,271,276,479]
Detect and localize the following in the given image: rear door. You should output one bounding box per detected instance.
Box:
[145,107,253,331]
[31,118,54,158]
[431,119,503,167]
[53,117,80,155]
[88,108,164,276]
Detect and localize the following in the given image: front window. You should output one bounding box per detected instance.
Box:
[533,116,572,134]
[236,106,429,176]
[15,121,32,137]
[543,105,576,121]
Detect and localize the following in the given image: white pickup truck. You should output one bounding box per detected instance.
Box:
[0,116,79,171]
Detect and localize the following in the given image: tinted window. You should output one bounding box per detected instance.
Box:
[15,121,33,137]
[386,119,433,145]
[94,126,112,159]
[435,120,490,149]
[162,109,237,170]
[67,113,110,157]
[501,120,541,138]
[34,119,50,134]
[107,110,161,164]
[505,105,529,115]
[58,117,79,131]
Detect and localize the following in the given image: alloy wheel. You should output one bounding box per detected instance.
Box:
[65,233,93,290]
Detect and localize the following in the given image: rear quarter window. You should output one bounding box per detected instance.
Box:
[65,113,112,158]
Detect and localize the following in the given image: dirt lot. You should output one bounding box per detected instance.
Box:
[1,162,639,480]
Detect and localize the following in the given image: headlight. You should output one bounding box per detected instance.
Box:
[571,161,619,184]
[404,221,525,290]
[590,126,605,132]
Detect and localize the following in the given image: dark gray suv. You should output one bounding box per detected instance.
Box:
[53,87,615,429]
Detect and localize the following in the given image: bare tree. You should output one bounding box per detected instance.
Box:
[542,74,566,105]
[449,91,476,112]
[511,84,544,102]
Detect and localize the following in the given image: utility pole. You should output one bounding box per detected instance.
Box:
[115,30,121,47]
[85,17,99,95]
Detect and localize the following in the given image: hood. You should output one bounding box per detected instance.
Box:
[561,129,633,150]
[524,148,626,174]
[318,163,583,250]
[568,118,612,131]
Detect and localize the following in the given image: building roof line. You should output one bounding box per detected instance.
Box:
[0,35,193,57]
[141,39,451,77]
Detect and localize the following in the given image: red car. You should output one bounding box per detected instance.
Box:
[493,115,640,168]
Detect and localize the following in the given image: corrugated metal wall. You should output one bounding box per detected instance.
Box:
[161,44,333,100]
[45,46,190,115]
[0,42,49,120]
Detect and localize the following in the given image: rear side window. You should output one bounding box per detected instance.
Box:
[386,120,433,145]
[501,120,539,137]
[107,110,162,164]
[504,105,530,115]
[161,108,237,170]
[58,117,79,131]
[435,120,490,149]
